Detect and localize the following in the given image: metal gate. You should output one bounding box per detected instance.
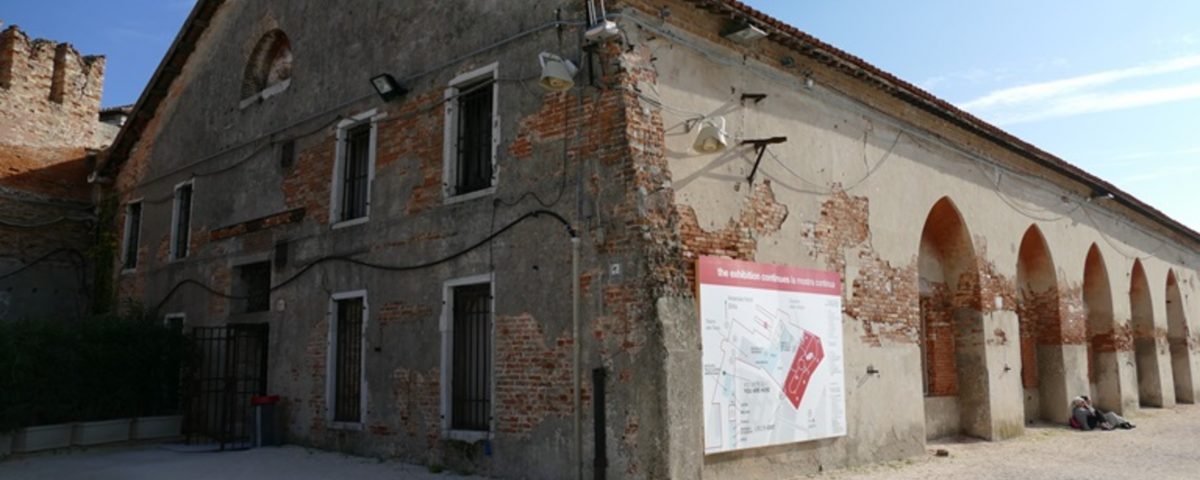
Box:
[183,324,269,450]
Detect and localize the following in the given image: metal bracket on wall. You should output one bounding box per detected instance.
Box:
[740,93,767,104]
[743,136,787,185]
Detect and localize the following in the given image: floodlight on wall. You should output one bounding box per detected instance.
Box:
[539,52,579,92]
[370,73,408,101]
[692,117,728,153]
[722,23,767,44]
[1087,190,1115,202]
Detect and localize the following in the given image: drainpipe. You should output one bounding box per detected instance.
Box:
[572,236,583,480]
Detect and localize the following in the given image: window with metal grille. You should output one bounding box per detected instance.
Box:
[451,283,491,431]
[453,79,494,195]
[172,183,192,260]
[332,296,364,423]
[237,262,271,313]
[339,123,371,221]
[122,202,142,270]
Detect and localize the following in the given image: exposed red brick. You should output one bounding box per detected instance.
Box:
[494,313,591,436]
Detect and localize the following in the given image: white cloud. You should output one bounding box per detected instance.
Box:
[989,80,1200,124]
[1120,164,1200,184]
[960,54,1200,111]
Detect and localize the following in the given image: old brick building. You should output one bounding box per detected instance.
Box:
[95,1,1200,478]
[0,21,112,320]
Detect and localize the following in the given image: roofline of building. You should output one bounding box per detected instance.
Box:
[96,0,1200,249]
[687,0,1200,248]
[96,0,223,177]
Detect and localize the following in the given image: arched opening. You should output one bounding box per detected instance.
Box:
[918,197,987,439]
[242,29,293,99]
[1083,245,1122,412]
[1167,270,1194,403]
[1131,260,1165,406]
[1016,225,1063,422]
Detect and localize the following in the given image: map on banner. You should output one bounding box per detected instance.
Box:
[699,256,846,454]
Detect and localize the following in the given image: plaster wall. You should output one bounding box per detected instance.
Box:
[616,2,1200,476]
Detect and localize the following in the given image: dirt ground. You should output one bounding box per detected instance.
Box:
[806,403,1200,480]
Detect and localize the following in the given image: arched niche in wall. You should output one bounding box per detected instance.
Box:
[1166,269,1194,403]
[917,197,987,439]
[1083,244,1122,412]
[1130,259,1166,407]
[1015,224,1064,422]
[241,29,293,102]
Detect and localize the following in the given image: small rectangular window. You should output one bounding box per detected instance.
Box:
[450,282,491,431]
[454,79,494,195]
[164,313,186,333]
[236,262,271,313]
[339,124,371,222]
[280,139,295,169]
[332,296,365,423]
[171,183,193,260]
[122,202,142,270]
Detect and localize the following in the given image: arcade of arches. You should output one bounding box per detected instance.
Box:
[916,197,1198,441]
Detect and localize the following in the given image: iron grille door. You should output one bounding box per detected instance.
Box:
[333,297,364,423]
[184,324,268,450]
[451,283,491,431]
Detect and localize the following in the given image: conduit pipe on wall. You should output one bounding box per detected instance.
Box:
[571,236,582,480]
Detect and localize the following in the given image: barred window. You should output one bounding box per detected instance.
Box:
[339,124,371,221]
[451,282,491,431]
[171,183,192,260]
[454,79,494,195]
[122,202,142,270]
[236,262,271,313]
[332,295,365,423]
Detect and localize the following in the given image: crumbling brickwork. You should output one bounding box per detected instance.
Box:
[0,24,106,149]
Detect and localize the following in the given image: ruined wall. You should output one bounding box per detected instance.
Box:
[612,0,1200,477]
[0,23,106,149]
[0,21,105,320]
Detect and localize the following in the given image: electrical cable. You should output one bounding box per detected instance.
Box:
[151,208,575,312]
[122,19,589,192]
[0,248,87,282]
[0,215,93,229]
[622,9,1197,266]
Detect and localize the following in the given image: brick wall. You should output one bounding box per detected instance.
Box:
[0,22,108,320]
[0,23,106,150]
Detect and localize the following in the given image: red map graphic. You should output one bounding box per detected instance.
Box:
[783,331,824,409]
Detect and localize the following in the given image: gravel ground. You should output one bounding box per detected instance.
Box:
[3,405,1198,479]
[0,444,487,480]
[806,403,1200,480]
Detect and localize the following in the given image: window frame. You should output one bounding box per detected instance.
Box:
[120,199,143,273]
[163,312,186,332]
[234,260,272,314]
[440,273,495,441]
[443,63,500,204]
[170,180,194,261]
[326,289,368,430]
[330,109,384,229]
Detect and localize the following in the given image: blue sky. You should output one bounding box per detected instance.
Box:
[746,0,1200,233]
[3,1,1197,231]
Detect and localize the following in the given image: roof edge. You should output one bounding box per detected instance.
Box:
[97,0,225,178]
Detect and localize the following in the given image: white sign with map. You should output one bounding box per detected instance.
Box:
[699,256,846,454]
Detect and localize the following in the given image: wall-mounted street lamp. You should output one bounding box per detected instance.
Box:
[370,73,408,102]
[723,22,767,44]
